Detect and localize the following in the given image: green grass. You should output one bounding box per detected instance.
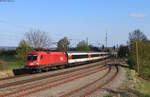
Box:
[126,66,133,81]
[0,55,24,70]
[126,64,150,97]
[103,95,113,97]
[7,63,24,70]
[135,78,150,96]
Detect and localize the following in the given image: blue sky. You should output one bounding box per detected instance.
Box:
[0,0,149,47]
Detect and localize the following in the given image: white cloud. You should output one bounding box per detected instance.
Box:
[128,13,146,18]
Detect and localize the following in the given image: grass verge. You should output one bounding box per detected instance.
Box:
[126,64,150,97]
[0,55,24,71]
[135,77,150,96]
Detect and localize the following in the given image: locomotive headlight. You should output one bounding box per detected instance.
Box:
[30,63,33,65]
[36,61,39,65]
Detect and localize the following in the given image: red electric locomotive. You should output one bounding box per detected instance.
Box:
[26,51,67,72]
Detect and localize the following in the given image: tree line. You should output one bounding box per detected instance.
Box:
[15,29,107,66]
[118,29,150,80]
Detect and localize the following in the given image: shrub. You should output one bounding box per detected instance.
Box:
[103,95,113,97]
[16,40,31,66]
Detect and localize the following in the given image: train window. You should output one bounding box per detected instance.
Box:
[91,54,99,57]
[72,54,88,59]
[27,55,32,61]
[33,55,38,61]
[40,55,43,59]
[27,54,38,61]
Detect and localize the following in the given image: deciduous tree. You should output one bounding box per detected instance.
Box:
[129,29,147,43]
[57,37,70,51]
[25,29,51,49]
[16,40,31,66]
[76,40,89,51]
[118,45,129,57]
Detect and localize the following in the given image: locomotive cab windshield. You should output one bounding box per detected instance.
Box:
[27,54,38,61]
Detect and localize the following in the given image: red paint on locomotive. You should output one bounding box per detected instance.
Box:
[26,51,67,67]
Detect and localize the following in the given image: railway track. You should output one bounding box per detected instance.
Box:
[0,59,121,97]
[0,61,108,97]
[0,60,108,89]
[61,65,119,97]
[83,65,119,97]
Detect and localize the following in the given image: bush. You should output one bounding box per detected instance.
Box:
[128,55,136,69]
[16,40,31,66]
[0,50,16,56]
[103,95,113,97]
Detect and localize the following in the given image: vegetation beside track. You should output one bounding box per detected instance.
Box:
[125,64,150,97]
[135,76,150,96]
[0,55,23,71]
[128,41,150,80]
[103,95,113,97]
[118,29,150,80]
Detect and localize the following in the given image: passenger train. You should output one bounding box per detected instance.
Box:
[25,51,110,72]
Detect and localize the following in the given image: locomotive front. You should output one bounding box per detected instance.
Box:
[26,51,41,68]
